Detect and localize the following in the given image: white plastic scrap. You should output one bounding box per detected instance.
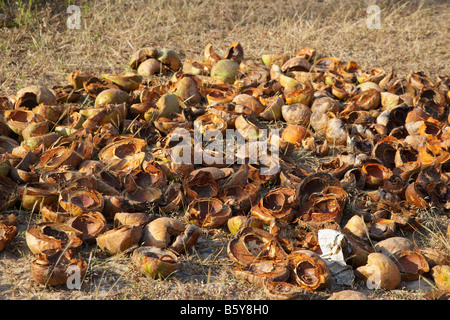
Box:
[318,229,355,286]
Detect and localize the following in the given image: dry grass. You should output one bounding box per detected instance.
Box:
[1,0,449,94]
[0,0,449,301]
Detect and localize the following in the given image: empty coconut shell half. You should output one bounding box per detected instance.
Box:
[367,219,396,241]
[65,211,107,243]
[392,249,430,281]
[32,145,82,175]
[227,226,287,267]
[25,222,83,255]
[170,224,201,255]
[263,279,312,300]
[102,195,132,221]
[0,223,18,252]
[114,212,155,228]
[221,181,261,215]
[14,85,57,109]
[159,182,184,214]
[341,215,373,267]
[123,186,162,212]
[231,260,290,289]
[21,182,59,212]
[31,249,87,287]
[96,225,143,256]
[183,170,219,203]
[141,217,185,248]
[132,246,177,279]
[300,193,345,225]
[186,198,232,229]
[98,137,147,176]
[361,163,393,189]
[59,187,105,216]
[4,109,43,135]
[40,203,71,223]
[286,250,331,291]
[227,215,264,236]
[297,172,340,203]
[250,187,299,225]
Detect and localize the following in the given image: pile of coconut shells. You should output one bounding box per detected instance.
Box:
[1,42,450,299]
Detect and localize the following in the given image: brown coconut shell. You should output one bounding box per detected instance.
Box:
[131,246,177,279]
[96,225,143,255]
[0,223,18,252]
[231,260,290,289]
[186,198,232,229]
[355,252,401,290]
[250,187,299,225]
[65,211,107,243]
[25,222,83,255]
[286,249,331,291]
[227,226,287,267]
[31,249,87,287]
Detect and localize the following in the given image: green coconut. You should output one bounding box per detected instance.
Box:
[172,76,202,104]
[210,59,240,84]
[137,58,163,77]
[94,88,129,108]
[157,49,182,71]
[261,54,289,67]
[182,59,208,76]
[155,94,181,119]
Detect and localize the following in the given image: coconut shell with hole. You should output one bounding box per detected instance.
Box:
[141,217,185,248]
[65,212,107,243]
[31,249,87,287]
[227,226,287,267]
[186,198,232,229]
[25,222,83,255]
[286,249,331,291]
[231,260,290,289]
[132,246,177,279]
[263,279,311,300]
